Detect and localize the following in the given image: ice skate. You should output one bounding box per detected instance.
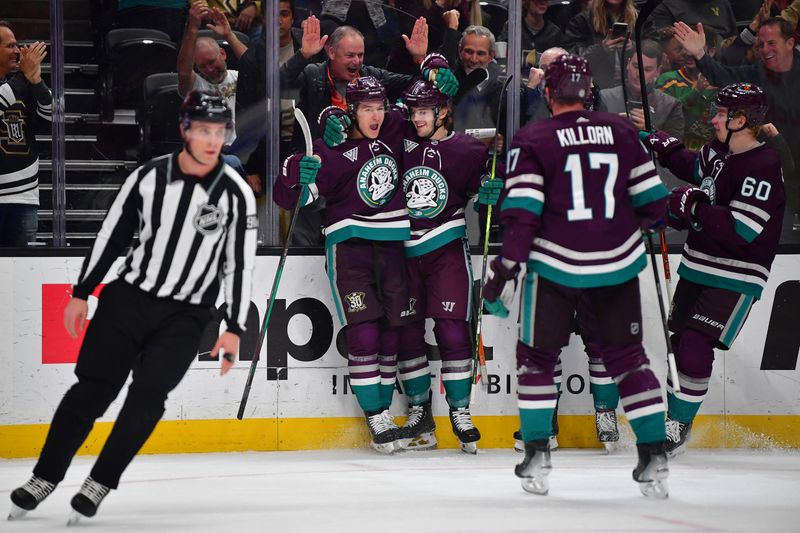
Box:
[665,416,692,457]
[549,405,559,451]
[67,476,110,525]
[8,476,56,520]
[365,409,400,454]
[513,430,523,452]
[399,402,437,450]
[595,409,620,452]
[633,442,669,499]
[515,439,552,495]
[449,407,480,454]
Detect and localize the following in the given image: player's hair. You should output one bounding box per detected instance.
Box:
[327,26,365,50]
[0,20,12,32]
[278,0,295,18]
[459,25,496,54]
[592,0,637,37]
[760,17,795,41]
[626,39,663,67]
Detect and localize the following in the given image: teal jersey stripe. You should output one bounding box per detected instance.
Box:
[405,225,466,257]
[520,270,537,347]
[734,220,759,243]
[325,225,410,247]
[531,254,646,288]
[720,294,754,347]
[677,263,764,299]
[325,245,347,326]
[692,158,702,185]
[501,196,543,216]
[631,182,669,208]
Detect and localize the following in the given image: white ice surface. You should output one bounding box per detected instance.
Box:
[2,448,799,532]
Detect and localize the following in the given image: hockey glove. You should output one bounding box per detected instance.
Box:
[668,186,709,231]
[481,256,520,318]
[478,178,503,206]
[319,106,351,148]
[421,53,459,96]
[640,130,684,161]
[298,155,321,186]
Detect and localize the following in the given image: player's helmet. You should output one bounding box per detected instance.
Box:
[402,79,450,110]
[180,90,233,127]
[346,76,387,117]
[544,54,593,102]
[715,83,768,127]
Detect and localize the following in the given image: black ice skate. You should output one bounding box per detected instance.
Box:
[595,409,620,451]
[67,476,111,525]
[365,409,401,454]
[632,442,669,499]
[8,476,56,520]
[399,402,437,450]
[449,407,480,454]
[515,439,552,495]
[665,416,692,457]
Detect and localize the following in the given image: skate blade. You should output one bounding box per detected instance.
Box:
[639,478,669,499]
[513,438,524,453]
[371,441,396,455]
[602,440,620,454]
[548,436,559,451]
[8,504,28,520]
[67,511,83,526]
[399,433,437,451]
[459,441,478,454]
[520,474,550,496]
[666,443,687,459]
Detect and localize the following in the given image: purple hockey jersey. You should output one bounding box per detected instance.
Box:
[401,130,490,257]
[661,138,785,298]
[500,110,668,288]
[275,110,410,246]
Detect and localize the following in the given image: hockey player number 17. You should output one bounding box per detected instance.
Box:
[565,152,619,221]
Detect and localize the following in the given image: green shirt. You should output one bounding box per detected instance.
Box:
[656,68,718,152]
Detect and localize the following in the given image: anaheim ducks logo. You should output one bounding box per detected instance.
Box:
[403,166,448,219]
[357,155,398,207]
[193,203,224,235]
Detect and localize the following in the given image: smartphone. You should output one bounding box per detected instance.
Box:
[611,22,628,38]
[628,99,643,110]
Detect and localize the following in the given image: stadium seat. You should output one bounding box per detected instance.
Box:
[100,28,178,121]
[137,73,183,160]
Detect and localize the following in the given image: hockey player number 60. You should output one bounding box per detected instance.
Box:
[565,153,619,221]
[740,176,771,201]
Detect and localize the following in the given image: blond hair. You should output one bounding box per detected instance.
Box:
[592,0,637,36]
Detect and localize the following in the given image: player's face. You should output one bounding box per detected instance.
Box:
[183,120,227,164]
[279,2,294,41]
[459,34,494,73]
[756,25,795,73]
[0,27,19,74]
[710,106,746,142]
[410,107,437,137]
[328,35,365,83]
[195,45,227,84]
[355,101,385,139]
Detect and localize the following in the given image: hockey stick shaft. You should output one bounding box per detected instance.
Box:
[646,231,680,393]
[474,74,514,389]
[237,109,314,419]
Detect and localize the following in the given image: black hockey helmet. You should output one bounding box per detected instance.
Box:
[544,54,593,103]
[715,83,768,128]
[180,90,233,128]
[345,76,387,117]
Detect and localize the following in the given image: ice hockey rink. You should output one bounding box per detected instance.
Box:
[2,447,798,532]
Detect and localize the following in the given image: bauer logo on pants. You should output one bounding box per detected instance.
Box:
[345,292,367,313]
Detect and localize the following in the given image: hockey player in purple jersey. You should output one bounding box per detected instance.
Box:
[275,76,411,454]
[482,55,671,498]
[641,83,785,457]
[391,80,502,453]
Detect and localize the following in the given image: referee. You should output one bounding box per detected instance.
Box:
[9,91,257,523]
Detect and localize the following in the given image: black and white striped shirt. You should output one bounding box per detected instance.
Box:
[0,73,52,205]
[74,151,258,334]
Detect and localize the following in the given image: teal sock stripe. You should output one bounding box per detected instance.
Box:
[667,391,703,424]
[443,378,471,408]
[591,383,620,410]
[519,407,554,442]
[401,374,431,405]
[351,384,383,413]
[628,411,666,444]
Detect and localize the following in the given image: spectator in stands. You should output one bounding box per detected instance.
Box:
[499,0,564,58]
[651,0,738,39]
[656,26,719,151]
[114,0,188,44]
[563,0,638,89]
[178,3,246,140]
[547,0,592,32]
[718,0,800,66]
[319,0,400,68]
[675,17,800,240]
[0,22,51,247]
[598,40,684,138]
[388,1,466,74]
[206,0,263,41]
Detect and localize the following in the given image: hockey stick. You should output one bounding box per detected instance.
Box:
[632,0,680,393]
[473,74,514,392]
[237,108,313,419]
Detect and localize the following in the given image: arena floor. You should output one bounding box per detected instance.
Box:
[2,448,798,532]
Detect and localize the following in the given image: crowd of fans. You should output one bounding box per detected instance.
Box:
[1,0,798,246]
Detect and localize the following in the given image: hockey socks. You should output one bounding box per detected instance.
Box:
[667,328,715,424]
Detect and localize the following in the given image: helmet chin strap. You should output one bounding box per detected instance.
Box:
[417,108,446,140]
[723,113,747,147]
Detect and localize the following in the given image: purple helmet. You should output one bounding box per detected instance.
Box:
[346,76,387,114]
[402,79,450,110]
[544,54,593,102]
[715,83,768,127]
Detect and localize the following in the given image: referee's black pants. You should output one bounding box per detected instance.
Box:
[33,280,212,489]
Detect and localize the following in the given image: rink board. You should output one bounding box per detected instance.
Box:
[0,254,798,457]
